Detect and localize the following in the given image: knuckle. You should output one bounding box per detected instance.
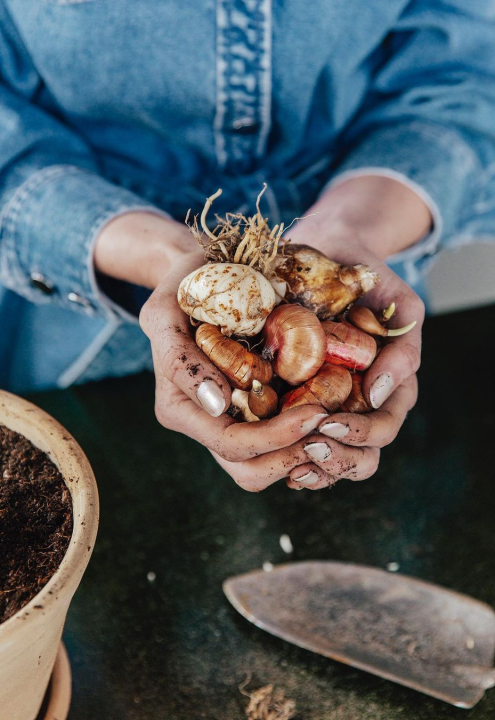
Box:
[154,401,172,430]
[352,416,372,445]
[361,449,380,479]
[412,296,426,320]
[401,341,421,375]
[164,346,188,385]
[380,415,400,447]
[231,466,260,492]
[210,438,249,463]
[139,296,161,336]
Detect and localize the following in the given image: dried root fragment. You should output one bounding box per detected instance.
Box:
[186,185,285,277]
[240,676,297,720]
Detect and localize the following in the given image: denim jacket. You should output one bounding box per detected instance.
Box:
[1,0,495,392]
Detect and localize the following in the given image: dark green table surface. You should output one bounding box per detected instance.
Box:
[30,304,495,720]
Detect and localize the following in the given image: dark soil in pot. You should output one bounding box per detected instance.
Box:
[0,425,73,624]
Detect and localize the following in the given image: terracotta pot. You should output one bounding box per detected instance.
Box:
[0,390,99,720]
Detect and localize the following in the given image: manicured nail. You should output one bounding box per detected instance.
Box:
[300,413,329,434]
[293,470,318,486]
[196,380,226,417]
[319,422,349,439]
[304,442,332,462]
[370,373,394,409]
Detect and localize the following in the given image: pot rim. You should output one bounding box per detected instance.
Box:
[0,389,99,639]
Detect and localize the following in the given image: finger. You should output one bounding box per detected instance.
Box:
[360,267,425,410]
[210,431,379,492]
[302,435,380,481]
[141,284,232,417]
[154,375,329,462]
[318,375,418,447]
[287,463,337,491]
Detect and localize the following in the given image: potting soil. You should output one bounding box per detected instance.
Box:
[0,425,73,623]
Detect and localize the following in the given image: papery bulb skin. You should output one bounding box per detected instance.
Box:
[262,304,326,386]
[340,373,371,413]
[248,381,278,419]
[196,323,273,390]
[280,364,352,413]
[322,320,377,371]
[231,389,260,422]
[272,244,379,319]
[178,262,276,337]
[347,305,388,337]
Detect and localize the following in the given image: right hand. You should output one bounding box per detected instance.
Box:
[139,251,382,492]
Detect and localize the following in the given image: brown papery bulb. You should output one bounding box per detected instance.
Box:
[347,305,417,338]
[196,323,272,390]
[322,320,377,371]
[262,304,326,386]
[280,364,352,413]
[272,244,379,319]
[340,373,371,413]
[231,389,260,422]
[248,381,278,419]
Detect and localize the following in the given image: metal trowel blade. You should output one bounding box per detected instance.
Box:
[223,561,495,708]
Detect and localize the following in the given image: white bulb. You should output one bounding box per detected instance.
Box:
[178,263,276,336]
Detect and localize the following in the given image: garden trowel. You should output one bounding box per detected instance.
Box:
[223,561,495,708]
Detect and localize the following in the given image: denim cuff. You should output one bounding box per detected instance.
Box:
[326,122,481,269]
[0,164,164,323]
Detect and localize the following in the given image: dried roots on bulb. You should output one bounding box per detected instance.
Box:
[272,244,379,319]
[340,373,371,413]
[322,320,377,371]
[262,304,326,386]
[280,364,352,413]
[347,304,416,338]
[195,323,272,390]
[186,185,286,277]
[178,185,290,336]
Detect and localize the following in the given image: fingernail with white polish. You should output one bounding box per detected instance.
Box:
[370,373,394,409]
[304,442,332,462]
[196,380,226,417]
[293,470,319,486]
[300,413,329,434]
[319,422,349,439]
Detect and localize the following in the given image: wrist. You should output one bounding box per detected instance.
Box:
[94,211,198,289]
[289,175,433,261]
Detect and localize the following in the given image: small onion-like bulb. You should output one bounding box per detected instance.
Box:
[231,389,259,422]
[340,373,371,413]
[322,320,377,371]
[280,364,353,413]
[272,244,379,319]
[262,304,326,386]
[195,323,273,390]
[347,305,416,338]
[248,381,278,419]
[178,262,276,337]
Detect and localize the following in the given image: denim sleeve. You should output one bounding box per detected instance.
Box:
[327,0,495,277]
[0,11,161,323]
